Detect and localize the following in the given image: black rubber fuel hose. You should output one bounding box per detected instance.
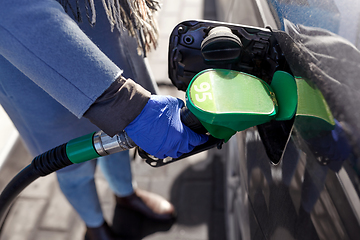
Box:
[0,143,72,225]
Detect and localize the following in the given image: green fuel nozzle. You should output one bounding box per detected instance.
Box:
[66,131,136,164]
[186,69,298,141]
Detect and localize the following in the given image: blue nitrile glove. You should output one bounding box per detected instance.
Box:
[124,95,209,159]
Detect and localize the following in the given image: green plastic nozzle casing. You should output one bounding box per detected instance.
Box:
[66,132,100,164]
[294,77,335,138]
[186,69,297,141]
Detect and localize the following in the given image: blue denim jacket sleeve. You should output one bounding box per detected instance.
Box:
[0,0,122,118]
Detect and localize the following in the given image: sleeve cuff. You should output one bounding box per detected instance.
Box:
[83,76,151,136]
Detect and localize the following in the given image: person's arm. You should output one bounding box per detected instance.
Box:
[0,0,208,158]
[0,0,149,119]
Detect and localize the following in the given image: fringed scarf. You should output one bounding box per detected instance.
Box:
[58,0,161,56]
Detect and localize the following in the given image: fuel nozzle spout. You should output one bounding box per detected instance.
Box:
[93,131,136,156]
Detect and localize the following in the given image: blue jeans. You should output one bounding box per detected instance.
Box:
[57,151,133,227]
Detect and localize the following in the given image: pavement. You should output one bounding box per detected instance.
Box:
[0,0,228,239]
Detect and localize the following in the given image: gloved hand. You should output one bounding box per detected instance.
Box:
[124,95,209,159]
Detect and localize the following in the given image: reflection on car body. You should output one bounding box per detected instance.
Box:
[216,0,360,239]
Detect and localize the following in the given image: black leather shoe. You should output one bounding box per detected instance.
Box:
[115,189,176,221]
[84,221,116,240]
